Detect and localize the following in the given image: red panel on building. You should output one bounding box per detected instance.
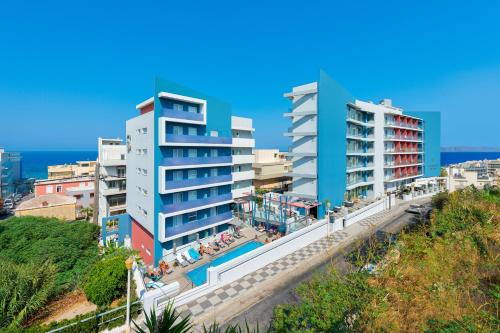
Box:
[131,218,154,266]
[140,103,154,115]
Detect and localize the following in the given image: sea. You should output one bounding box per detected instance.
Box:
[18,151,500,180]
[21,151,97,180]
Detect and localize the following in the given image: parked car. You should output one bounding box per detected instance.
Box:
[3,199,14,210]
[14,194,22,203]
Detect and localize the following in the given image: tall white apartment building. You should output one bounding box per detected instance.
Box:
[231,116,255,199]
[96,138,127,225]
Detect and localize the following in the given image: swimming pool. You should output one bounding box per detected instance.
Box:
[186,241,264,286]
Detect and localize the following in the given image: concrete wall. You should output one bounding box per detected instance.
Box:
[15,203,76,220]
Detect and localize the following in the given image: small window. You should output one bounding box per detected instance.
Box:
[173,103,183,111]
[211,168,218,177]
[188,127,197,136]
[188,212,197,222]
[173,170,183,181]
[172,215,182,226]
[188,149,197,158]
[188,169,197,179]
[142,127,148,134]
[173,149,183,158]
[187,105,197,113]
[173,126,183,135]
[173,193,182,203]
[56,185,62,193]
[188,190,197,201]
[142,149,148,155]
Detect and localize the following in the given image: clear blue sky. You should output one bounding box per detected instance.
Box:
[1,0,499,151]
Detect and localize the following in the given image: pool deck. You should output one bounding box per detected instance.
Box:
[155,226,270,293]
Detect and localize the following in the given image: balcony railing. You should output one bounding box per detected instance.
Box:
[162,107,204,122]
[385,121,423,130]
[385,135,422,141]
[384,148,423,153]
[162,193,232,214]
[164,134,231,145]
[164,211,233,239]
[384,173,422,181]
[162,156,232,167]
[347,163,374,171]
[165,174,232,191]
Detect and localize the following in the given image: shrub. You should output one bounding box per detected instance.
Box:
[83,253,128,307]
[0,259,57,329]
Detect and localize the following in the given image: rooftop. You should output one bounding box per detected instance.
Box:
[17,194,76,210]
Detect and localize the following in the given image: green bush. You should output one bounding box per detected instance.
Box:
[83,253,127,307]
[0,259,57,329]
[0,216,99,293]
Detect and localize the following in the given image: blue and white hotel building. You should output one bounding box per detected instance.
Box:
[283,70,440,217]
[126,78,254,266]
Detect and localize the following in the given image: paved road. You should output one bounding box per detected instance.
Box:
[222,210,424,330]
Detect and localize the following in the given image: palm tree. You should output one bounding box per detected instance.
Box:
[80,206,93,221]
[133,303,192,333]
[133,303,266,333]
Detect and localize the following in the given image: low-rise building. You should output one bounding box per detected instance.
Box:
[15,194,76,220]
[0,148,22,198]
[447,161,496,192]
[253,149,292,191]
[35,177,95,210]
[95,138,127,225]
[48,161,96,179]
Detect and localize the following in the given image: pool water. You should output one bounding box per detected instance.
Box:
[186,241,264,286]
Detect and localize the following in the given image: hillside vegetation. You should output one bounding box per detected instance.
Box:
[0,217,99,329]
[272,187,500,332]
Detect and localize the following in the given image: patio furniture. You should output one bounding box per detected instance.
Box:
[188,248,201,261]
[176,253,189,267]
[146,281,166,289]
[159,260,173,275]
[182,250,196,264]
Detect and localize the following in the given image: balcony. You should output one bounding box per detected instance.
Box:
[232,138,255,148]
[346,133,375,141]
[232,170,255,182]
[384,135,423,142]
[346,149,375,156]
[101,187,126,196]
[232,186,254,199]
[384,148,423,154]
[163,211,233,241]
[346,117,375,127]
[162,193,233,215]
[384,173,423,182]
[101,158,126,167]
[162,134,232,147]
[346,164,374,172]
[162,174,232,193]
[385,121,423,131]
[161,156,232,169]
[161,107,204,123]
[232,154,254,165]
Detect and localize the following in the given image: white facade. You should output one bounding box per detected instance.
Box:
[126,112,156,235]
[231,116,255,199]
[283,82,318,200]
[96,138,127,225]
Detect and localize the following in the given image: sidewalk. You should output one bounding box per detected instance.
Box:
[176,198,429,328]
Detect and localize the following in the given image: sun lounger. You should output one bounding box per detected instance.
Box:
[176,253,189,267]
[216,239,226,248]
[146,281,166,289]
[188,248,201,261]
[182,250,196,264]
[211,242,220,251]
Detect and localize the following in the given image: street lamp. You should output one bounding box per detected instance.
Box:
[125,256,134,332]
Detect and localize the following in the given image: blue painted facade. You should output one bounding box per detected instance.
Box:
[152,77,233,265]
[406,111,441,177]
[101,213,132,245]
[317,70,355,211]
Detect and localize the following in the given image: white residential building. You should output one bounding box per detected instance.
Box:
[96,138,127,225]
[231,116,255,199]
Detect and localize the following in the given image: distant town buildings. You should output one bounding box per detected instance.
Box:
[446,159,499,192]
[34,176,94,217]
[253,149,292,191]
[95,138,127,225]
[0,148,22,198]
[15,194,77,220]
[48,161,96,179]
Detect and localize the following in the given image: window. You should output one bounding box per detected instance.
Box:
[173,149,183,158]
[188,169,197,179]
[188,190,197,201]
[46,185,53,194]
[188,127,197,136]
[173,170,183,181]
[211,168,218,177]
[188,234,197,243]
[56,185,62,193]
[173,126,183,135]
[211,148,218,157]
[188,212,197,222]
[142,169,148,176]
[142,149,148,155]
[210,187,217,197]
[172,215,182,227]
[173,193,182,203]
[188,149,197,158]
[142,127,148,134]
[173,103,183,111]
[187,105,197,113]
